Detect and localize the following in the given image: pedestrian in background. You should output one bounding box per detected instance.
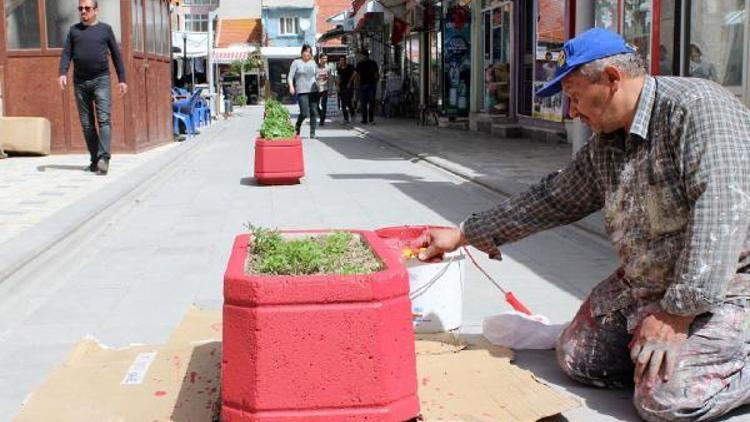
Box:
[58,0,127,175]
[316,53,331,127]
[351,49,379,125]
[288,44,318,140]
[336,56,355,124]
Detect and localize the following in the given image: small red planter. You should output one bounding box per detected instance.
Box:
[222,230,420,422]
[253,135,304,185]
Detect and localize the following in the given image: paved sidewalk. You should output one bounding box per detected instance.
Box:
[0,118,227,282]
[350,118,606,238]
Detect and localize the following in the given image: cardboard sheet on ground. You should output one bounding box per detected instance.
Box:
[15,307,578,422]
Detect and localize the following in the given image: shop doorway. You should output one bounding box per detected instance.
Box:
[480,1,513,116]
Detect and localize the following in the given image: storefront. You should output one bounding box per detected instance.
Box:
[595,0,749,105]
[469,0,568,135]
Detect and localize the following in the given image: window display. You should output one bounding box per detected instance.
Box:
[689,0,746,100]
[482,2,511,115]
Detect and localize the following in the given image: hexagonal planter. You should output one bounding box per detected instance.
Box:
[253,135,304,185]
[221,230,420,421]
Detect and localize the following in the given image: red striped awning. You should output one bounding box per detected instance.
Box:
[212,48,255,64]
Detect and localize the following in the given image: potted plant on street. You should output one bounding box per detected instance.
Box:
[254,100,304,185]
[222,225,420,421]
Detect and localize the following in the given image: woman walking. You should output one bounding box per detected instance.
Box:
[316,53,331,126]
[288,44,318,139]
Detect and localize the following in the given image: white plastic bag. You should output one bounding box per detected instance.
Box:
[482,311,569,350]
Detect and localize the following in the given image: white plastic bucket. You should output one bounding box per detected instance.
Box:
[406,250,465,333]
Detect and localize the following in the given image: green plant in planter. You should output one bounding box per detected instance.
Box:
[246,225,382,275]
[233,94,247,106]
[260,100,295,140]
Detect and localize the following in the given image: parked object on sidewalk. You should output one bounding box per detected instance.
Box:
[376,226,465,333]
[483,311,568,350]
[0,117,51,155]
[222,229,420,421]
[254,101,304,185]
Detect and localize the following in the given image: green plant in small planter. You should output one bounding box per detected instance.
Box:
[260,100,295,140]
[245,225,382,275]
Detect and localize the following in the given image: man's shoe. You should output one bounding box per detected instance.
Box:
[96,158,109,175]
[88,162,97,172]
[360,121,367,125]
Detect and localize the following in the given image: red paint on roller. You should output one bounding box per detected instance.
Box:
[222,231,420,421]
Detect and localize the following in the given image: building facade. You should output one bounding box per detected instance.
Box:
[2,0,173,153]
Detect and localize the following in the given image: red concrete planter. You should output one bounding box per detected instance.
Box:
[253,136,304,185]
[222,230,420,422]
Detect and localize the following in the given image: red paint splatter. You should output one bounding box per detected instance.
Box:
[210,348,216,356]
[210,323,221,332]
[190,371,197,384]
[153,390,167,397]
[421,377,430,386]
[210,387,217,394]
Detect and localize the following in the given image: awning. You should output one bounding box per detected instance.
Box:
[172,31,210,58]
[261,46,302,59]
[213,46,258,64]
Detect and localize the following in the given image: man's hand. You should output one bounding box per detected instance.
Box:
[289,86,295,96]
[414,227,468,261]
[58,75,67,90]
[630,312,694,390]
[118,83,128,96]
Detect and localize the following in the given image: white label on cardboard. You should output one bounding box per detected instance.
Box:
[121,351,157,385]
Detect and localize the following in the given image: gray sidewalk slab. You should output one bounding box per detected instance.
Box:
[351,118,606,239]
[0,107,747,421]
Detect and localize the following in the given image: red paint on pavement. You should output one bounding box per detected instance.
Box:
[153,391,167,397]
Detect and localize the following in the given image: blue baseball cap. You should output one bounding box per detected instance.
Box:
[536,28,635,97]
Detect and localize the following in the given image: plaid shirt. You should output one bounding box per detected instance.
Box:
[463,76,750,320]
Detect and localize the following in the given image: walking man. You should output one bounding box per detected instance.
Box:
[336,56,355,124]
[351,49,379,125]
[419,28,750,421]
[59,0,127,175]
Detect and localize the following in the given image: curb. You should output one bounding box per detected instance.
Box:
[0,120,227,284]
[351,125,608,241]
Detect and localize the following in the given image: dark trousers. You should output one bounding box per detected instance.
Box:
[295,92,318,136]
[318,90,328,124]
[338,89,355,122]
[74,75,112,163]
[557,292,750,421]
[359,84,377,123]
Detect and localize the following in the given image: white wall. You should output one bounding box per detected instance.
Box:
[216,0,261,18]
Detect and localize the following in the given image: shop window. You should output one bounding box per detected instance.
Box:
[689,0,746,99]
[533,0,565,122]
[657,0,677,75]
[482,3,512,115]
[46,0,76,48]
[5,0,41,49]
[595,0,618,32]
[623,0,652,68]
[147,0,157,53]
[98,0,121,43]
[132,0,144,52]
[153,0,162,55]
[162,0,171,57]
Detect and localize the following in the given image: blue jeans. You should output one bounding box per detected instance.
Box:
[295,92,318,136]
[74,75,112,163]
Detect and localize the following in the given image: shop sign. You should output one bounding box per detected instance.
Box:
[443,5,471,117]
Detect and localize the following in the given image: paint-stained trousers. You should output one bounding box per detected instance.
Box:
[556,291,750,421]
